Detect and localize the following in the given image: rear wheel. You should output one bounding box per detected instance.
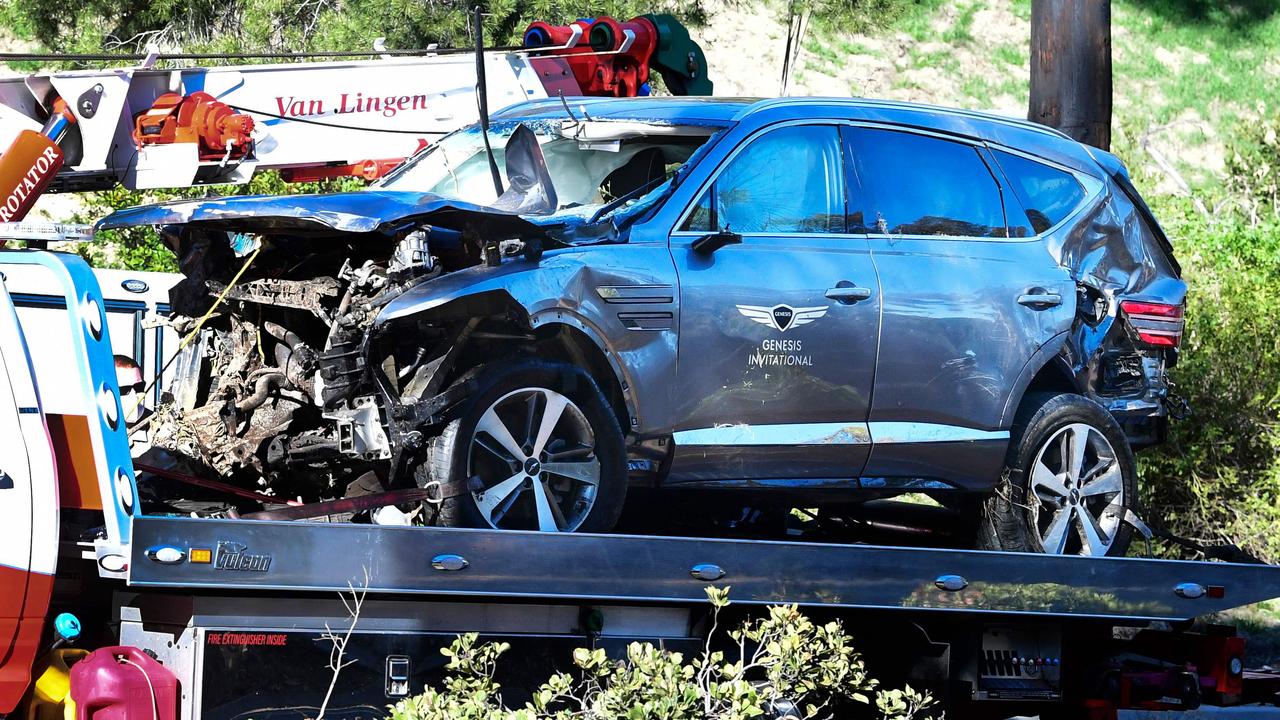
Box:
[426,361,627,533]
[978,392,1137,556]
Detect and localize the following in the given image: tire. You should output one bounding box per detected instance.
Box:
[977,392,1137,556]
[424,360,627,533]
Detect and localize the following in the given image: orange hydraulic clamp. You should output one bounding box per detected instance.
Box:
[0,96,76,228]
[133,91,254,161]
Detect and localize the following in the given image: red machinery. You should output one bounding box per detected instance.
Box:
[132,91,255,162]
[523,15,661,97]
[1129,627,1247,702]
[278,157,405,183]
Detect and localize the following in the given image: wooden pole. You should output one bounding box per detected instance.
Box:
[1028,0,1112,150]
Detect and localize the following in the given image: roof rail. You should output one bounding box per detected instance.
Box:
[739,96,1075,142]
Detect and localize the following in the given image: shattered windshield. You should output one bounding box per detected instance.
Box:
[376,120,718,220]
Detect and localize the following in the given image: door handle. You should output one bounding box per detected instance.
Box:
[825,285,873,304]
[1017,292,1062,308]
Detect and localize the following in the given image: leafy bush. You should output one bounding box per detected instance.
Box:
[388,588,936,720]
[5,0,708,58]
[1139,210,1280,561]
[1138,112,1280,562]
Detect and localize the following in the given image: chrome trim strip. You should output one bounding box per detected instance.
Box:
[673,421,1007,446]
[673,422,870,446]
[860,477,961,490]
[868,422,1008,444]
[668,230,1039,244]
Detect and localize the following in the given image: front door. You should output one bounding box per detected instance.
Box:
[667,123,881,483]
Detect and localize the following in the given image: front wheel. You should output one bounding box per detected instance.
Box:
[978,392,1137,557]
[424,360,627,533]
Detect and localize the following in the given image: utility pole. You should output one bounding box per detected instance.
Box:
[1028,0,1112,150]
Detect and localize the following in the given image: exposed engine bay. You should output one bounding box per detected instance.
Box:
[117,119,720,503]
[153,227,426,499]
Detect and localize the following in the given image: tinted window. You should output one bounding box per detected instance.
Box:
[681,125,845,233]
[848,129,1006,238]
[993,149,1087,235]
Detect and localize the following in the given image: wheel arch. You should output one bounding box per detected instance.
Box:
[998,331,1081,428]
[529,313,636,436]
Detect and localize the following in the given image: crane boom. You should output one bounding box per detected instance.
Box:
[0,14,711,194]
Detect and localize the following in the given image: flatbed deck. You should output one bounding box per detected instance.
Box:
[128,515,1280,622]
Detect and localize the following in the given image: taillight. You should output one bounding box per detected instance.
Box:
[1119,300,1184,347]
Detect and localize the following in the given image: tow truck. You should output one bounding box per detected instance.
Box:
[7,247,1280,720]
[4,19,1280,720]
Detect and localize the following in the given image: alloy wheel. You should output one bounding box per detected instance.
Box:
[467,387,601,532]
[1027,422,1127,556]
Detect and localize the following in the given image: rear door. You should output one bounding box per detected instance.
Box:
[0,283,58,713]
[668,122,881,483]
[845,126,1075,491]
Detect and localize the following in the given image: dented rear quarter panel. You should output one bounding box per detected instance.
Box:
[1052,176,1187,423]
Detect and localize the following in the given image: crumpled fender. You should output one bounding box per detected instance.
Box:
[374,256,570,325]
[373,245,678,433]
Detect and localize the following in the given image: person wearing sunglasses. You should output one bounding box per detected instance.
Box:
[115,355,153,445]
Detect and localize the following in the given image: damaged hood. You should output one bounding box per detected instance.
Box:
[96,190,545,237]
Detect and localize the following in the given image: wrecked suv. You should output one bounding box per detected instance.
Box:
[103,97,1185,556]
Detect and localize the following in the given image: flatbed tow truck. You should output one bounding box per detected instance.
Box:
[6,247,1280,720]
[4,21,1280,719]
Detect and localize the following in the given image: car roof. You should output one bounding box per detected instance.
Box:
[492,95,1104,176]
[750,97,1105,175]
[744,97,1071,138]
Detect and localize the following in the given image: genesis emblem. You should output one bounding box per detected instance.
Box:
[736,304,827,332]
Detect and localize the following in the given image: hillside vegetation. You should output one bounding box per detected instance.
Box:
[3,0,1280,563]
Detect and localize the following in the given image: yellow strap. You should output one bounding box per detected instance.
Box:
[123,244,261,423]
[178,243,262,352]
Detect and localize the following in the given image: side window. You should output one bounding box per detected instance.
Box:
[684,191,713,232]
[992,149,1087,235]
[847,128,1007,238]
[681,125,845,234]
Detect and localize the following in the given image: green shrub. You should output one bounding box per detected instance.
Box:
[388,588,936,720]
[5,0,708,61]
[1132,105,1280,562]
[1140,204,1280,561]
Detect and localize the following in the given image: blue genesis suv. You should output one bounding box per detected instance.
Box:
[106,97,1185,556]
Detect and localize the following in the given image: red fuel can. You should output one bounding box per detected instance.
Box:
[69,647,179,720]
